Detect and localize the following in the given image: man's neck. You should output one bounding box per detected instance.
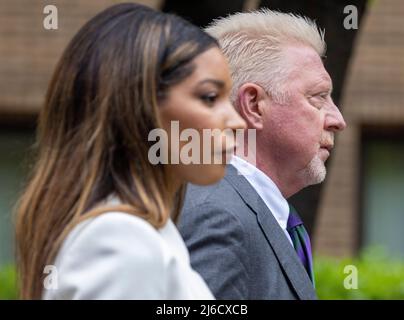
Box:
[253,156,303,199]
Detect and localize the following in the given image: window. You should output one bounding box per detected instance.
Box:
[0,128,34,267]
[361,127,404,257]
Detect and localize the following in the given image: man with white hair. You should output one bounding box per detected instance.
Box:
[179,10,346,299]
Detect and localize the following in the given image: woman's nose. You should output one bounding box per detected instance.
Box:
[225,102,247,130]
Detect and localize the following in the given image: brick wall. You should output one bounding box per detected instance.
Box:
[0,0,161,116]
[3,0,404,257]
[314,0,404,256]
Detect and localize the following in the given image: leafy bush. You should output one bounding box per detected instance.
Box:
[0,264,18,300]
[1,247,404,300]
[315,247,404,299]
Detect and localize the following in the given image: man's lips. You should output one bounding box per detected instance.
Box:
[319,144,333,160]
[320,144,333,152]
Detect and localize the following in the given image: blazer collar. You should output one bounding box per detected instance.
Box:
[224,164,317,300]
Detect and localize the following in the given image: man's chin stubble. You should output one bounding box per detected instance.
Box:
[301,155,327,186]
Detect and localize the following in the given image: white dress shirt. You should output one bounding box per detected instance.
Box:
[230,155,293,245]
[42,198,214,300]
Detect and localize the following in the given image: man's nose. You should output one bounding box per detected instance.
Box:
[325,101,347,132]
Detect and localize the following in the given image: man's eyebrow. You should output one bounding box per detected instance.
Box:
[325,82,333,94]
[312,78,333,94]
[197,79,225,89]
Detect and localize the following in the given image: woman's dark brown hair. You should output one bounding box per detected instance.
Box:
[15,2,218,299]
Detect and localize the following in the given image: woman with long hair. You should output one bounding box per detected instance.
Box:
[15,3,245,299]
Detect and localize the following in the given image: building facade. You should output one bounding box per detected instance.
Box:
[315,0,404,257]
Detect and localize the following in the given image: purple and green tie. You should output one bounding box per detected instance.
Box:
[287,204,315,287]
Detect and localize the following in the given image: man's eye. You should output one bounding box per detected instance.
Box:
[201,93,218,105]
[318,93,328,100]
[308,95,324,109]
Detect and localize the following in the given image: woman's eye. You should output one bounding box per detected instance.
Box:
[200,93,218,105]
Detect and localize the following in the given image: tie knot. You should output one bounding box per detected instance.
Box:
[287,205,303,230]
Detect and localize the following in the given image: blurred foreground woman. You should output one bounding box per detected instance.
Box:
[15,3,245,299]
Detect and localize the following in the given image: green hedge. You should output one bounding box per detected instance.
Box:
[315,247,404,299]
[0,264,18,300]
[1,247,404,300]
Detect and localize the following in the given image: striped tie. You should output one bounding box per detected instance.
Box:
[287,204,315,287]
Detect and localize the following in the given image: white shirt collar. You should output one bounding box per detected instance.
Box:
[230,155,290,232]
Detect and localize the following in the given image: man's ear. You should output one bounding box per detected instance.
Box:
[236,83,269,130]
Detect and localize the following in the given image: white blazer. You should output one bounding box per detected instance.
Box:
[42,208,214,300]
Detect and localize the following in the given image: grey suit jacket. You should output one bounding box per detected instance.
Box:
[178,164,317,300]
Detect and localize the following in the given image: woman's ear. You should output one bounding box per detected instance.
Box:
[236,83,269,130]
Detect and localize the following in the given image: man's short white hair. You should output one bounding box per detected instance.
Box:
[205,9,326,104]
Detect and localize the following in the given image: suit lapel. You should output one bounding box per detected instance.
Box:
[224,165,317,300]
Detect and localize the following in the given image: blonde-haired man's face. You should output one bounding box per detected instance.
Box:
[257,44,346,196]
